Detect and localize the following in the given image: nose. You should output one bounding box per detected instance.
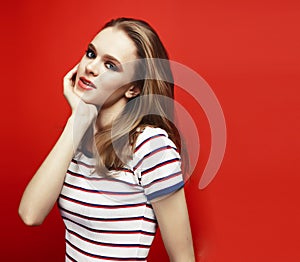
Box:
[86,59,100,76]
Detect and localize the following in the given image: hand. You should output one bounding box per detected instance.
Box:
[63,64,98,126]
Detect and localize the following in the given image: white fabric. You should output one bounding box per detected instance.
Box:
[58,127,184,261]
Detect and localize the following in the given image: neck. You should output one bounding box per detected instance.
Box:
[96,99,127,130]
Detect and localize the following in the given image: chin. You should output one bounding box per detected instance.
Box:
[74,87,84,98]
[82,97,103,107]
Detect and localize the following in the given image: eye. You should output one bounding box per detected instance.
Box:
[105,61,119,72]
[85,48,96,59]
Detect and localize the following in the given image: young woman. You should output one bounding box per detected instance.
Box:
[19,18,195,262]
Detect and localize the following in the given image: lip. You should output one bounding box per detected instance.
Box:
[78,77,96,90]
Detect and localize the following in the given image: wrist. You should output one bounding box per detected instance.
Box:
[68,113,94,129]
[66,115,93,149]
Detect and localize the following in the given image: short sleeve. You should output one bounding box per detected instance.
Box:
[132,127,184,202]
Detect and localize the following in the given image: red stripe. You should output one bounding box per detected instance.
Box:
[67,228,151,248]
[143,171,182,189]
[66,252,76,262]
[66,239,147,261]
[60,194,148,209]
[63,182,143,196]
[133,145,177,171]
[60,205,156,223]
[66,170,138,187]
[62,216,155,236]
[134,134,166,153]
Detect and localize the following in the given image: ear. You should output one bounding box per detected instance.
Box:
[124,85,141,99]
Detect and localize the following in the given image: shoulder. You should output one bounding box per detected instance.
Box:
[132,126,181,171]
[134,126,178,154]
[131,127,184,202]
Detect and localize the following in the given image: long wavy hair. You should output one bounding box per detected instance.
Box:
[84,18,184,173]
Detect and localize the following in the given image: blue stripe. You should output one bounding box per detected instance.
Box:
[72,158,94,168]
[146,181,184,201]
[62,216,155,235]
[66,252,76,262]
[133,145,178,171]
[66,170,138,186]
[141,158,181,176]
[59,205,156,223]
[66,239,147,261]
[59,194,147,208]
[143,171,182,188]
[63,182,143,195]
[66,228,151,248]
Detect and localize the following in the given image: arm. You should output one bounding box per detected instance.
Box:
[152,188,195,262]
[18,65,97,226]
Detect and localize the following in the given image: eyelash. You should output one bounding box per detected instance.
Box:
[105,61,119,72]
[85,48,96,59]
[85,48,119,72]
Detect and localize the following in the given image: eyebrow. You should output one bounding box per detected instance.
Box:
[88,43,123,71]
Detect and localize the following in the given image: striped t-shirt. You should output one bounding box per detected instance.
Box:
[58,127,184,261]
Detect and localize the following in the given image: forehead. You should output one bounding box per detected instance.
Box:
[92,27,137,63]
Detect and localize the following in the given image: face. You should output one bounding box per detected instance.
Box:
[74,27,139,107]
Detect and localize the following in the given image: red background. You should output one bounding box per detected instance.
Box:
[1,0,300,261]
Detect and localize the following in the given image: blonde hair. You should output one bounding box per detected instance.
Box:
[86,18,183,173]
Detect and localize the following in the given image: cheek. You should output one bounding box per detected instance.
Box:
[82,76,126,105]
[95,73,131,92]
[75,61,85,84]
[80,71,134,106]
[77,56,86,72]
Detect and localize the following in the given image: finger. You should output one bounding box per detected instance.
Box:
[65,64,79,80]
[64,65,79,90]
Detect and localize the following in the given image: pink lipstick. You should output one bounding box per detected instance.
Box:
[78,77,96,90]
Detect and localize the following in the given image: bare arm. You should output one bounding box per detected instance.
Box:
[152,188,195,262]
[18,65,97,226]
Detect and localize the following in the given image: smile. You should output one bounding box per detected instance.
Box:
[78,77,96,90]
